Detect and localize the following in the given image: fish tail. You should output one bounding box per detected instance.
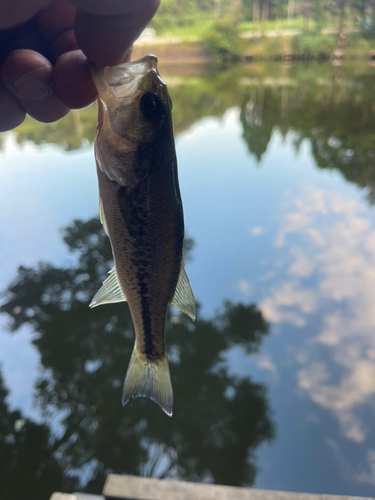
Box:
[122,347,173,417]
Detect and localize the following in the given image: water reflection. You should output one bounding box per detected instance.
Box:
[239,64,375,202]
[262,187,375,443]
[11,108,98,151]
[0,217,275,498]
[2,60,375,498]
[0,370,75,499]
[8,62,375,206]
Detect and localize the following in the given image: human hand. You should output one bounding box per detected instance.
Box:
[0,0,160,132]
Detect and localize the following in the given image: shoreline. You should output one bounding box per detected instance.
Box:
[133,35,375,65]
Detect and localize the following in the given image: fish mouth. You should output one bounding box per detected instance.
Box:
[106,55,159,86]
[90,55,164,102]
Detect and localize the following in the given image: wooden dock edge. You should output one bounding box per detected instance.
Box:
[50,493,103,500]
[102,475,375,500]
[49,475,375,500]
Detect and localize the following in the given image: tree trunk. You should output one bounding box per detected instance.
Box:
[302,1,310,33]
[307,0,311,31]
[287,0,295,27]
[261,0,269,34]
[348,7,353,32]
[338,0,346,47]
[338,0,345,33]
[253,0,259,24]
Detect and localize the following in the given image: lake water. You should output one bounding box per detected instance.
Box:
[1,60,375,499]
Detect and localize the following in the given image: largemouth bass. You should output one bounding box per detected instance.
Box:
[89,55,195,417]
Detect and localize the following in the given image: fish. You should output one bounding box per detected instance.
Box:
[89,55,196,417]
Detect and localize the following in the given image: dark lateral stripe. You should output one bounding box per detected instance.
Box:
[139,290,157,359]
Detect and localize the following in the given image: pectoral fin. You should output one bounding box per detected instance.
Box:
[170,261,196,321]
[89,267,126,308]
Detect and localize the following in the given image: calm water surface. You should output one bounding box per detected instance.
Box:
[1,61,375,499]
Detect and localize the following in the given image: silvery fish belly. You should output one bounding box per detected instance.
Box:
[89,55,195,417]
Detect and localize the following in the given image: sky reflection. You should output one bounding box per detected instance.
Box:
[265,187,375,444]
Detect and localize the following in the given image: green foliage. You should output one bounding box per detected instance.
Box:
[237,61,375,203]
[144,0,375,60]
[15,106,97,151]
[204,17,244,64]
[292,34,336,59]
[344,34,373,58]
[244,36,287,59]
[238,16,309,31]
[150,0,203,33]
[362,15,375,39]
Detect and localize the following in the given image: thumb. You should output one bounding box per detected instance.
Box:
[72,0,160,67]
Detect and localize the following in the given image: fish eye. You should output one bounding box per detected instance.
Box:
[140,92,164,121]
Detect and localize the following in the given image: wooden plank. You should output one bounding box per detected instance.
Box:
[103,475,375,500]
[50,494,76,500]
[50,493,103,500]
[75,495,104,500]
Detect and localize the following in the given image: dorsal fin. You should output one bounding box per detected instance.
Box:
[170,261,196,321]
[89,267,126,308]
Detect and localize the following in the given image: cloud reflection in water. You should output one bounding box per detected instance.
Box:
[261,187,375,445]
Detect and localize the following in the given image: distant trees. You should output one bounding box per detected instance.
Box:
[150,0,375,37]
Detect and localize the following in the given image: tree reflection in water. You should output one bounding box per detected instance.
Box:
[0,217,275,499]
[10,62,375,205]
[0,370,76,500]
[239,64,375,202]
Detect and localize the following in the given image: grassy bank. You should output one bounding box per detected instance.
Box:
[151,15,346,39]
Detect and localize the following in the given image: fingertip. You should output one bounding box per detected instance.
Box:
[51,28,79,59]
[28,99,70,123]
[35,1,79,59]
[1,49,53,84]
[53,49,97,109]
[1,49,70,125]
[0,84,25,132]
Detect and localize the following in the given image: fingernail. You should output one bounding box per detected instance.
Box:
[11,68,52,102]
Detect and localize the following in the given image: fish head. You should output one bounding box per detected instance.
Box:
[91,55,174,187]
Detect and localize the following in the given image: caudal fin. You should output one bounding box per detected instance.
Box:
[122,348,173,416]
